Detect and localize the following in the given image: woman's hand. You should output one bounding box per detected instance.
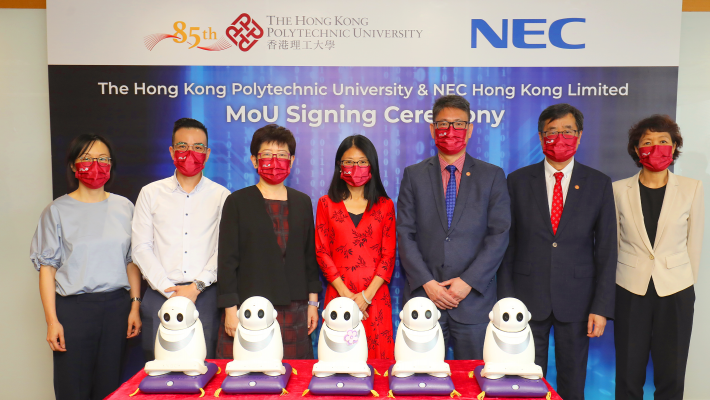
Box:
[338,286,355,299]
[225,306,239,337]
[331,277,354,298]
[126,306,142,338]
[47,321,66,352]
[353,292,370,320]
[307,305,319,335]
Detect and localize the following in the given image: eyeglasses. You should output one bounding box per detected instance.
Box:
[77,155,111,165]
[542,130,579,139]
[258,151,291,159]
[174,142,208,153]
[341,159,370,167]
[433,121,469,130]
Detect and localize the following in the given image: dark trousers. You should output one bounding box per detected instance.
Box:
[615,280,694,400]
[439,309,487,360]
[53,289,130,400]
[141,283,219,360]
[530,312,589,400]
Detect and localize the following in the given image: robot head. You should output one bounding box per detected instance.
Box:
[399,297,440,331]
[488,298,531,333]
[322,297,362,331]
[238,296,278,331]
[158,296,199,331]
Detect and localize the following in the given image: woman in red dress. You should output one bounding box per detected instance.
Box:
[315,135,396,360]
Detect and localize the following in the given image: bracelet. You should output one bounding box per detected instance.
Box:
[361,291,372,305]
[131,297,142,303]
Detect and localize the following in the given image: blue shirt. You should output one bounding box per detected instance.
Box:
[30,194,134,296]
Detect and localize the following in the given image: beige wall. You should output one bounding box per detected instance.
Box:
[1,7,709,400]
[676,12,710,400]
[0,8,54,400]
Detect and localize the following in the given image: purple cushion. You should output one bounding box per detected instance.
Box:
[220,363,292,394]
[138,362,218,394]
[387,365,455,396]
[473,365,549,398]
[307,365,374,396]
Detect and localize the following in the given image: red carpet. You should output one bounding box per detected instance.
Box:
[107,359,561,400]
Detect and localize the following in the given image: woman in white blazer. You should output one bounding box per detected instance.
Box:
[613,115,704,400]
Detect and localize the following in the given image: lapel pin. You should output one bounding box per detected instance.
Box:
[575,185,580,189]
[466,172,471,176]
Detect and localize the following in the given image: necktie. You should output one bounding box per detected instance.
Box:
[445,165,457,229]
[551,172,564,235]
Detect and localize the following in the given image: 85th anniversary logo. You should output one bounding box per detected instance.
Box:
[143,13,263,52]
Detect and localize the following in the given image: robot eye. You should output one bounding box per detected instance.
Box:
[516,312,523,322]
[330,311,337,320]
[244,309,252,319]
[425,310,432,319]
[177,313,183,322]
[344,311,351,321]
[411,310,418,319]
[163,313,170,322]
[258,309,265,319]
[503,312,510,322]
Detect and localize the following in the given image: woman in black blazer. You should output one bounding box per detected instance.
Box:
[216,124,322,359]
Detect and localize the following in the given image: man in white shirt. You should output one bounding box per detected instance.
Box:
[132,118,231,359]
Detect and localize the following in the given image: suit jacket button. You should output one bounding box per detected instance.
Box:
[445,237,451,242]
[650,254,655,260]
[552,242,558,247]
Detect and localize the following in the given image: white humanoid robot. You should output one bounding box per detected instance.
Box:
[226,296,286,377]
[391,297,451,378]
[144,296,208,376]
[312,297,370,378]
[481,298,543,380]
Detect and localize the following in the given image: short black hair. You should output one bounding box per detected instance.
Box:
[432,95,471,121]
[627,115,683,168]
[172,118,208,145]
[65,134,116,189]
[327,135,389,209]
[250,124,297,157]
[538,103,584,133]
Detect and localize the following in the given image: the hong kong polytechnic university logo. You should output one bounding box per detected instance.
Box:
[143,13,263,52]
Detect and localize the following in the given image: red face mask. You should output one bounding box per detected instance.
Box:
[638,145,673,172]
[75,161,111,189]
[340,165,372,187]
[435,126,468,155]
[173,150,206,177]
[258,157,291,185]
[542,134,578,163]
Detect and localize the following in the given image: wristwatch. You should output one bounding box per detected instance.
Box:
[131,297,142,303]
[308,300,319,308]
[194,280,206,293]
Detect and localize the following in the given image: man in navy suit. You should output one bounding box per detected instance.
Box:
[498,104,617,400]
[397,95,511,360]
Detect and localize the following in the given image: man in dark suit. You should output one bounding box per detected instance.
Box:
[397,95,511,360]
[498,104,617,400]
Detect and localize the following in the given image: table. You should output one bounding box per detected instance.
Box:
[107,359,561,400]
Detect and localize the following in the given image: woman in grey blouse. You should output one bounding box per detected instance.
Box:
[30,134,142,400]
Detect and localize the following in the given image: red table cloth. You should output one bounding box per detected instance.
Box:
[107,359,561,400]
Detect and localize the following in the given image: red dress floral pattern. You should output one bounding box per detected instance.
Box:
[315,195,396,359]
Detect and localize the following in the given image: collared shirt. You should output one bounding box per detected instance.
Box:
[132,171,230,298]
[544,157,575,215]
[30,194,134,296]
[439,153,466,197]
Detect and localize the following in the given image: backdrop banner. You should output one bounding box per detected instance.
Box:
[47,1,682,398]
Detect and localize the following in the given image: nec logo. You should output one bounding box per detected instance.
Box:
[471,18,585,49]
